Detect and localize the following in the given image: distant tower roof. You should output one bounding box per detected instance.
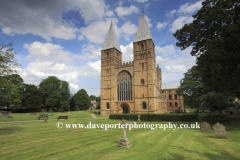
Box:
[134,12,152,43]
[101,23,121,52]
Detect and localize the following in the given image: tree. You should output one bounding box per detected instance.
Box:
[39,76,70,110]
[0,42,21,76]
[177,65,231,111]
[0,74,24,108]
[59,81,71,110]
[176,66,206,110]
[74,89,91,110]
[21,84,42,109]
[173,0,240,98]
[96,96,100,109]
[89,95,96,100]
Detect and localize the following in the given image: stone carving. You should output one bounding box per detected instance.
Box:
[213,122,227,139]
[137,115,141,122]
[116,120,132,148]
[200,122,211,133]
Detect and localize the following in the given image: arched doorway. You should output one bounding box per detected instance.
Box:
[123,106,128,113]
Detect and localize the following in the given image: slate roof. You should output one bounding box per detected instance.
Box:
[101,23,121,52]
[134,12,152,43]
[161,81,181,89]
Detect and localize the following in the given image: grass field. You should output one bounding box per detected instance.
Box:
[0,111,102,122]
[0,112,240,160]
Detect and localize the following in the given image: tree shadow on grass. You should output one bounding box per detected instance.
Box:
[0,126,22,135]
[159,150,238,160]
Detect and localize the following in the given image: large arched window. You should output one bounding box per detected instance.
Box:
[141,44,144,50]
[107,102,110,109]
[169,95,172,100]
[143,102,146,109]
[175,102,178,107]
[169,102,172,107]
[117,70,132,101]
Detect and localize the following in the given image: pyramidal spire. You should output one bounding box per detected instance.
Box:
[102,23,121,52]
[134,12,152,43]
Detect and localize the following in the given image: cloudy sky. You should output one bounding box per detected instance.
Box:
[0,0,202,96]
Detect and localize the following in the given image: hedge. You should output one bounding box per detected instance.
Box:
[109,114,198,122]
[202,115,240,124]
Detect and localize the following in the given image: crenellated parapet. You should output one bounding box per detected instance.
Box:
[115,61,134,68]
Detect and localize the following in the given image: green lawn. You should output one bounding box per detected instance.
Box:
[0,116,240,159]
[0,111,102,122]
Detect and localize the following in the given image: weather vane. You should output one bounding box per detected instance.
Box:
[142,5,144,13]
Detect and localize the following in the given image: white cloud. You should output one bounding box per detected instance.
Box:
[115,5,139,19]
[120,21,138,41]
[170,16,193,32]
[156,44,176,57]
[19,41,101,94]
[0,0,113,41]
[87,60,101,72]
[77,35,85,41]
[178,1,202,15]
[120,42,134,62]
[157,22,168,30]
[155,44,196,82]
[79,18,118,44]
[166,9,177,17]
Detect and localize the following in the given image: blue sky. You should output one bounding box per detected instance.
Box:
[0,0,202,96]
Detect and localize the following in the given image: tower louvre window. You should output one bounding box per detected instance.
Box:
[107,52,109,58]
[141,79,144,85]
[142,63,144,69]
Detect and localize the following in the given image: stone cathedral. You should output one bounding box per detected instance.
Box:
[100,12,183,116]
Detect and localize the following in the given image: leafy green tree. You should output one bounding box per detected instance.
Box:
[176,66,206,110]
[59,81,71,110]
[74,89,91,110]
[69,95,77,111]
[96,96,100,109]
[177,65,230,112]
[0,42,21,76]
[89,95,96,100]
[173,0,240,98]
[21,84,42,109]
[0,74,24,108]
[39,76,70,110]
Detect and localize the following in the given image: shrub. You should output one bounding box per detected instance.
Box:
[109,114,198,122]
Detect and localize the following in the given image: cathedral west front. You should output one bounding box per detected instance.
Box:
[100,12,183,116]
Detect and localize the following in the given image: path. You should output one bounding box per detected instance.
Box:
[90,114,97,118]
[186,109,190,113]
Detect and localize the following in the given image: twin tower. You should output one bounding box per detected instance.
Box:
[100,12,168,116]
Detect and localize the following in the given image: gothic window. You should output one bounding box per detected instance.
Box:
[169,95,172,100]
[142,63,144,69]
[169,102,172,107]
[141,79,144,85]
[175,102,178,107]
[117,71,132,101]
[175,94,177,100]
[141,44,144,50]
[143,102,146,109]
[107,102,110,109]
[107,52,109,58]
